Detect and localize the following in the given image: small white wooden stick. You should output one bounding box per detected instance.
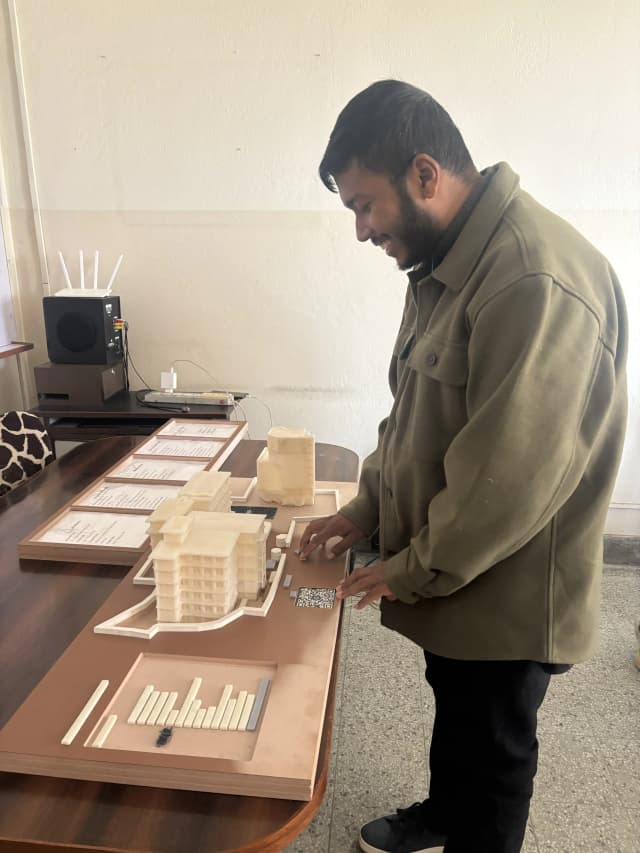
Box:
[127,684,154,725]
[93,714,118,748]
[79,250,85,289]
[61,679,109,745]
[93,250,99,289]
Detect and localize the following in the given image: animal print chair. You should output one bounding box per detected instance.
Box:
[0,411,54,497]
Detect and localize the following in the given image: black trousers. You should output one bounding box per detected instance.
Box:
[422,651,552,853]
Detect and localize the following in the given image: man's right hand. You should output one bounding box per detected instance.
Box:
[298,513,366,561]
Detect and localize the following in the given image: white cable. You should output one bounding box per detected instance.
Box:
[244,395,274,429]
[170,359,231,394]
[233,401,251,439]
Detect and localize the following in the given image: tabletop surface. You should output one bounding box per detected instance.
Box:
[34,390,234,418]
[0,436,359,853]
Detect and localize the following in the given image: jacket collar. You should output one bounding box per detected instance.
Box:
[411,162,521,293]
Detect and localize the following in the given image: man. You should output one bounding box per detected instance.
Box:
[299,80,627,853]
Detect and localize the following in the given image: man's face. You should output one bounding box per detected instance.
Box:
[336,160,445,271]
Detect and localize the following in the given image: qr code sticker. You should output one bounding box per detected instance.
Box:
[295,588,336,608]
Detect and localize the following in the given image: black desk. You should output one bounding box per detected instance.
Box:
[34,390,234,446]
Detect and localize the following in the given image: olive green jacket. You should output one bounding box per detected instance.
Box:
[340,162,628,663]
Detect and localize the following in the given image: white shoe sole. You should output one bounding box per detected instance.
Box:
[359,832,445,853]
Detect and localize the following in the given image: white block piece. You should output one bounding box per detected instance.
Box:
[175,677,202,727]
[127,684,155,725]
[160,370,178,392]
[61,679,110,746]
[166,709,179,726]
[93,714,118,748]
[193,707,207,728]
[231,476,257,502]
[184,699,202,728]
[203,706,217,728]
[156,691,178,726]
[178,470,231,513]
[284,519,296,548]
[271,547,282,562]
[275,533,288,548]
[211,684,233,729]
[219,698,237,731]
[237,694,255,732]
[256,426,315,506]
[229,691,247,731]
[146,691,169,726]
[137,690,160,725]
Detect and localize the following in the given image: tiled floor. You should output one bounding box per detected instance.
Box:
[284,565,640,853]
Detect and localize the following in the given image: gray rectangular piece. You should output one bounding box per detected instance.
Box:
[283,574,292,589]
[246,677,271,732]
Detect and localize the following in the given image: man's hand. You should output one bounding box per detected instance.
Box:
[337,562,397,609]
[298,513,365,561]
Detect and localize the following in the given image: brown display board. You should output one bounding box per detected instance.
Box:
[2,418,356,801]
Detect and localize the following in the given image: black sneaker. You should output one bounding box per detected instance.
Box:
[359,801,447,853]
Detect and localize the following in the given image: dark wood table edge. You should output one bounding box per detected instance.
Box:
[0,436,356,853]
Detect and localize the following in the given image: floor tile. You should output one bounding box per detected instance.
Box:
[535,730,618,806]
[603,737,640,811]
[285,566,640,851]
[531,800,639,852]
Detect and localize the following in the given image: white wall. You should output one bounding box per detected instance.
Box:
[0,0,638,530]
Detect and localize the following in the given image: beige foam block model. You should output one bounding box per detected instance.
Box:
[177,471,231,513]
[151,507,268,623]
[188,511,267,595]
[153,524,239,623]
[147,497,195,548]
[256,427,315,506]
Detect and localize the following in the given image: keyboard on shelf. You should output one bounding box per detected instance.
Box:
[144,390,235,406]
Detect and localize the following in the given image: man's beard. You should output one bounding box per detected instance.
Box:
[393,182,445,271]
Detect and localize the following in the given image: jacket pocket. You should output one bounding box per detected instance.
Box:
[408,332,468,387]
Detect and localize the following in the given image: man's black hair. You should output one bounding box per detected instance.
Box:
[319,80,475,192]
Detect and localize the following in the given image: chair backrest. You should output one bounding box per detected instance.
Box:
[0,411,54,497]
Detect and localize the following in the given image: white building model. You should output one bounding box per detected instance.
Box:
[147,471,267,623]
[256,426,315,506]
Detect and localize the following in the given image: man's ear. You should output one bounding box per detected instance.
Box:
[408,153,439,200]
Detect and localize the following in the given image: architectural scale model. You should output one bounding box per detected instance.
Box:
[256,426,315,506]
[147,470,231,547]
[152,510,267,621]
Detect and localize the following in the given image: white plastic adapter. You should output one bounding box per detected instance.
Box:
[160,368,178,392]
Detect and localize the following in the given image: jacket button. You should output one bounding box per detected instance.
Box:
[426,352,438,366]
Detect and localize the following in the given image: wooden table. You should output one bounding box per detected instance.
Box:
[0,436,359,853]
[0,341,33,409]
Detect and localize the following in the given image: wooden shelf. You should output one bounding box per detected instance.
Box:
[0,341,34,360]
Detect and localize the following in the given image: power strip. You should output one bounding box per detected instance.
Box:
[144,390,235,406]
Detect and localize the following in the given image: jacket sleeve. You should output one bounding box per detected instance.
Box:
[383,274,615,602]
[339,416,387,536]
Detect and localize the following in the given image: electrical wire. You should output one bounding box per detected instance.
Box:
[169,359,230,394]
[233,401,251,438]
[244,395,274,429]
